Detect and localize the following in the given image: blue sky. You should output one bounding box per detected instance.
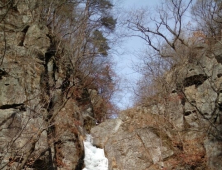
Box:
[111,0,160,109]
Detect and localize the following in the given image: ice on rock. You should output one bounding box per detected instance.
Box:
[83,135,108,170]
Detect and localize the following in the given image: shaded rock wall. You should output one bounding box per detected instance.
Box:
[0,1,96,169]
[91,45,222,170]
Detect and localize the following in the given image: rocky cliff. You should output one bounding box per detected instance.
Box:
[91,44,222,170]
[0,0,103,169]
[2,1,222,170]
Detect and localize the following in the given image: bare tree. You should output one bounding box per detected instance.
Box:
[191,0,222,42]
[0,0,118,169]
[125,0,192,57]
[123,1,222,168]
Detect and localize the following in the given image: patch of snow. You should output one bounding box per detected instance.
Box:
[83,135,108,170]
[113,119,122,133]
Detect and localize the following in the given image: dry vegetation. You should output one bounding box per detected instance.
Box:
[0,0,119,169]
[123,0,222,169]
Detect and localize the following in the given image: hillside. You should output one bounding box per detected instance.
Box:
[1,0,222,170]
[91,44,222,169]
[0,0,116,169]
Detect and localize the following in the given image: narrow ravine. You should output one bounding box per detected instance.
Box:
[83,135,108,170]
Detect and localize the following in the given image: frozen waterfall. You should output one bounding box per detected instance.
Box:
[83,135,108,170]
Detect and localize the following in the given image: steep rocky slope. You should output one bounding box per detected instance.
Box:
[91,45,222,170]
[0,1,104,169]
[2,1,222,170]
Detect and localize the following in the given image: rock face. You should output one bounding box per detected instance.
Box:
[91,46,222,170]
[0,1,97,169]
[2,1,222,170]
[91,110,175,170]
